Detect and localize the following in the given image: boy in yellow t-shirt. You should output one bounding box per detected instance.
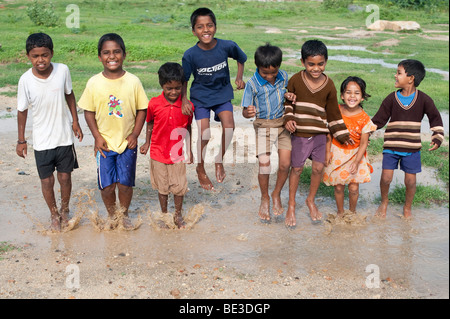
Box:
[78,33,148,229]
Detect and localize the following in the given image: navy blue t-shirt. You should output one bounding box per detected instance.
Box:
[182,38,247,107]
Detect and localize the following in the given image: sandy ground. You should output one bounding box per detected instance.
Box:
[0,94,448,301]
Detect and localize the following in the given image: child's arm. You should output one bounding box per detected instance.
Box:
[349,132,370,175]
[235,61,245,90]
[186,123,194,164]
[16,110,28,158]
[84,110,110,158]
[181,81,193,116]
[126,109,147,150]
[65,90,83,142]
[325,134,332,167]
[139,121,153,155]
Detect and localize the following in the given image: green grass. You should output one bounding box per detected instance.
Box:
[0,241,18,260]
[0,0,448,108]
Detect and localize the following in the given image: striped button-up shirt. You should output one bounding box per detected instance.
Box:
[241,69,288,120]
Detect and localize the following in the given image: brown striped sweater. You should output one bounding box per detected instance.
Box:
[372,90,444,153]
[284,71,350,144]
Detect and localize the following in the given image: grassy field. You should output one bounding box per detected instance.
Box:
[0,0,448,116]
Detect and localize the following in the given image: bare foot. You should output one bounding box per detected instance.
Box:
[259,196,270,221]
[60,208,70,229]
[196,166,214,190]
[337,210,344,218]
[285,202,296,227]
[121,216,134,230]
[215,163,226,183]
[375,202,388,218]
[174,212,186,229]
[50,213,61,232]
[306,199,322,221]
[403,206,412,219]
[271,192,284,216]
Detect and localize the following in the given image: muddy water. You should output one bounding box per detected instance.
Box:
[0,111,448,298]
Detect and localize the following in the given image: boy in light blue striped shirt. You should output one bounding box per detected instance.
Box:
[242,43,292,222]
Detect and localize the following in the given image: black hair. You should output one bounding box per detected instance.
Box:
[190,7,216,30]
[398,59,426,87]
[26,33,53,54]
[254,43,282,68]
[340,76,371,107]
[97,33,126,56]
[301,39,328,61]
[158,62,185,87]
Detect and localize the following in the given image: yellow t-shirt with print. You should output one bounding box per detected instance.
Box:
[78,71,149,154]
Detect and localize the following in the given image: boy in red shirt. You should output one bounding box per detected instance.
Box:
[140,63,194,228]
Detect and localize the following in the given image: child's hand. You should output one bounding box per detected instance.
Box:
[186,150,194,164]
[235,78,245,90]
[126,134,138,150]
[182,101,193,116]
[284,92,296,104]
[72,122,84,142]
[94,136,110,158]
[140,142,150,155]
[243,105,256,118]
[349,161,358,175]
[285,120,296,133]
[345,137,355,146]
[325,151,332,167]
[16,143,27,158]
[428,141,439,151]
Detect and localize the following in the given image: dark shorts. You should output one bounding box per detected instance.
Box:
[291,135,326,168]
[96,147,137,190]
[382,151,421,174]
[34,144,79,180]
[194,101,233,122]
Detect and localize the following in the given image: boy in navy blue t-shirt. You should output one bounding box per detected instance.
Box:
[181,7,247,190]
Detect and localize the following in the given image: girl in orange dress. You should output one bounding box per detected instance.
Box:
[323,76,377,217]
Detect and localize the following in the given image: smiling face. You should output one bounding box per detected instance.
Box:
[341,81,363,110]
[192,15,217,50]
[162,80,183,104]
[301,55,327,81]
[98,40,125,76]
[27,46,54,78]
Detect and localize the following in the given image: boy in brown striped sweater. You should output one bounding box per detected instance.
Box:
[284,40,351,226]
[372,59,444,219]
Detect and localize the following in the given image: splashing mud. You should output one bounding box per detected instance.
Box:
[148,204,205,230]
[325,210,368,234]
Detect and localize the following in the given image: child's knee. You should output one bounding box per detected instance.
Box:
[348,183,359,196]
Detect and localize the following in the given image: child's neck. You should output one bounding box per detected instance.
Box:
[197,38,217,51]
[303,71,326,89]
[341,104,362,116]
[32,63,53,79]
[102,68,126,80]
[399,86,416,97]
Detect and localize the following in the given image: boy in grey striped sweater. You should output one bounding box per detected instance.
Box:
[372,59,444,219]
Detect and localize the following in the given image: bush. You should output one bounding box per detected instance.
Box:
[26,0,60,27]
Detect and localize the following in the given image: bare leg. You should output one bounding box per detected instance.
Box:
[334,184,345,217]
[196,118,214,190]
[158,193,169,213]
[174,195,186,229]
[375,169,393,218]
[306,160,324,221]
[286,166,302,227]
[117,183,133,229]
[403,173,416,219]
[41,174,60,232]
[258,154,271,221]
[100,184,117,229]
[348,182,359,213]
[57,172,72,228]
[272,149,291,216]
[215,110,235,183]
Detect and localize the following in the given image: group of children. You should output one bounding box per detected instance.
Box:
[16,8,444,232]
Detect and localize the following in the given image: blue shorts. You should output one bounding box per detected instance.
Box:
[96,147,137,190]
[382,151,421,174]
[194,101,233,122]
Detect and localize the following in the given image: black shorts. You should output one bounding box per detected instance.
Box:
[34,144,79,180]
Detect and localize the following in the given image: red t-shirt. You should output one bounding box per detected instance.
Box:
[147,92,194,164]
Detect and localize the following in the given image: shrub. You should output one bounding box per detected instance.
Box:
[26,0,60,27]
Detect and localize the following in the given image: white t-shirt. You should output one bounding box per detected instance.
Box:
[17,62,74,151]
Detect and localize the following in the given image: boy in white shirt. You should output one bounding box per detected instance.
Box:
[16,33,83,232]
